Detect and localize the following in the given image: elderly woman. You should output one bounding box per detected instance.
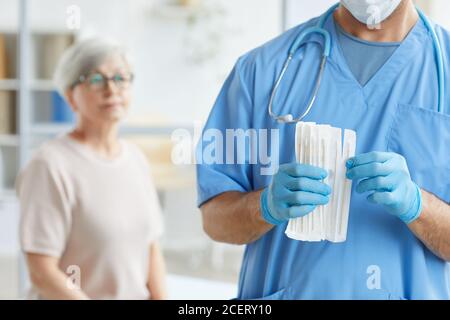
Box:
[16,38,166,299]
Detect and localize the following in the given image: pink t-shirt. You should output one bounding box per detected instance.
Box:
[17,135,164,299]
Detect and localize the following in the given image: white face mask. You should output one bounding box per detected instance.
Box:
[341,0,402,26]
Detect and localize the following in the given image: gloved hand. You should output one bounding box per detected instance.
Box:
[260,163,331,225]
[346,151,422,224]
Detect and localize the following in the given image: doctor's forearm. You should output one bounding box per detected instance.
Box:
[408,189,450,262]
[201,190,273,245]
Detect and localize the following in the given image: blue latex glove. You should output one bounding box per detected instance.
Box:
[260,163,332,225]
[346,151,422,224]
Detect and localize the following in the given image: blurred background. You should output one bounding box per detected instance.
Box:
[0,0,448,299]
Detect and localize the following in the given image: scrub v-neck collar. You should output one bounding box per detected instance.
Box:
[325,12,429,93]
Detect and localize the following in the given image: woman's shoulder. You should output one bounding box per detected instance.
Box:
[26,135,74,170]
[16,136,74,193]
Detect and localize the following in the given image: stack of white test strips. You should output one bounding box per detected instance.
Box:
[285,122,357,243]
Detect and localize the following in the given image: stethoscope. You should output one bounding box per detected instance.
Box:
[269,3,446,124]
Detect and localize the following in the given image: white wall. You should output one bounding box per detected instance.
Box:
[426,0,450,29]
[0,0,282,124]
[285,0,450,31]
[126,0,282,124]
[284,0,336,30]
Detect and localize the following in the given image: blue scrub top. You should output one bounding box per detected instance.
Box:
[197,13,450,300]
[335,21,400,86]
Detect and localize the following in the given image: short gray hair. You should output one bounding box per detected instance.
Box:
[53,37,132,96]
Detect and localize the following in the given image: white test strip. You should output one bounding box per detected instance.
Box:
[288,123,303,236]
[328,127,341,241]
[309,126,320,241]
[286,122,356,243]
[298,123,306,236]
[317,128,323,240]
[300,123,309,237]
[286,122,310,241]
[303,123,314,239]
[320,125,331,240]
[307,124,314,239]
[316,125,326,240]
[337,129,356,242]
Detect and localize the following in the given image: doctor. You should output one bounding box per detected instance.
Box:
[197,0,450,299]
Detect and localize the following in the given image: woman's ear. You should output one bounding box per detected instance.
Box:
[65,89,78,112]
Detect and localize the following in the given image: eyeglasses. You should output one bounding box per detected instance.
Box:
[72,72,134,91]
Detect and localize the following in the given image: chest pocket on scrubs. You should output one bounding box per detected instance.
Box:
[387,104,450,203]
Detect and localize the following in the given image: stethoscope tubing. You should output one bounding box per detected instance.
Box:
[269,3,445,124]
